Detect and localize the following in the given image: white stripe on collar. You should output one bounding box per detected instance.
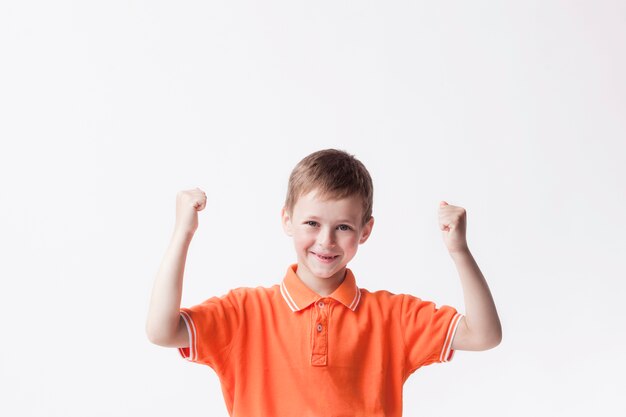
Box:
[280,281,299,312]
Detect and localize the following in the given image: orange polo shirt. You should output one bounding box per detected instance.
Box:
[178,264,463,417]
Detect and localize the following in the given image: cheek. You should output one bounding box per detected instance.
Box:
[339,234,359,249]
[293,229,315,248]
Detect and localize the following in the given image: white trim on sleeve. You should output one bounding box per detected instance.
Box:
[178,310,197,362]
[440,313,463,363]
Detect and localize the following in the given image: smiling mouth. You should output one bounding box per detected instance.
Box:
[311,252,339,261]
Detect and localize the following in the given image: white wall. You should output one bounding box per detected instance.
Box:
[1,1,624,416]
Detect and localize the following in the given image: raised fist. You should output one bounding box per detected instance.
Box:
[175,187,207,235]
[438,201,468,254]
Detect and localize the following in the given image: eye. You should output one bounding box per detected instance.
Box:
[337,224,352,231]
[305,221,319,227]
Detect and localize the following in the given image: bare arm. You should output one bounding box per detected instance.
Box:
[145,188,207,347]
[145,230,193,347]
[449,249,502,351]
[438,201,502,351]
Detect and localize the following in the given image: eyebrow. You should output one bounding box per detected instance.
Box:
[304,215,357,224]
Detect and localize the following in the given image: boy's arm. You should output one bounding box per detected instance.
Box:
[145,188,207,347]
[449,249,501,351]
[438,201,502,351]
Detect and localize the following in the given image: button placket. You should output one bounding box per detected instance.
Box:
[311,299,329,366]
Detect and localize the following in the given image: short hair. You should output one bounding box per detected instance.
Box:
[284,149,373,225]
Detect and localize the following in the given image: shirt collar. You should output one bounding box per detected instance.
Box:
[280,264,362,313]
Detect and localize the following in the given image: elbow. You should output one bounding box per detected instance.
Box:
[145,323,158,345]
[454,318,502,351]
[484,334,502,350]
[146,328,170,347]
[463,323,502,351]
[145,321,167,346]
[146,317,186,347]
[479,326,502,351]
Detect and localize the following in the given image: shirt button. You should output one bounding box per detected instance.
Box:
[317,324,323,332]
[318,301,324,308]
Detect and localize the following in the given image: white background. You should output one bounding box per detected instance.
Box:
[1,1,625,416]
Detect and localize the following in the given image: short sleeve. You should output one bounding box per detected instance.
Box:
[177,290,241,370]
[400,294,464,373]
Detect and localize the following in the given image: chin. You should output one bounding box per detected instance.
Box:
[313,270,338,279]
[311,264,346,280]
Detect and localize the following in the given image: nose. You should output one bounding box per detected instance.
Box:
[317,227,336,248]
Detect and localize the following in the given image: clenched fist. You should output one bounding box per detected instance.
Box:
[438,201,469,254]
[175,187,207,235]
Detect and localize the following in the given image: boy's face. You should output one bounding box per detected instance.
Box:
[281,189,374,291]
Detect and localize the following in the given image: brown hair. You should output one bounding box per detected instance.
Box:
[284,149,373,225]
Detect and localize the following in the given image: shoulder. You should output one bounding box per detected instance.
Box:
[223,284,279,297]
[220,284,281,305]
[358,288,417,309]
[359,288,438,311]
[359,287,420,301]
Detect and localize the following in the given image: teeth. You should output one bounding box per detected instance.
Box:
[312,252,337,260]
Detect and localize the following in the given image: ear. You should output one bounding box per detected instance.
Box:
[281,207,293,236]
[358,216,374,244]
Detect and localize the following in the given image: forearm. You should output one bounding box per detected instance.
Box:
[145,230,193,344]
[450,248,502,349]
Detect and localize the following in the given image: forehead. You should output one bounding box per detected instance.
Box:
[292,190,363,221]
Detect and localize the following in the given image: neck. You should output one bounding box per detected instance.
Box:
[296,264,346,296]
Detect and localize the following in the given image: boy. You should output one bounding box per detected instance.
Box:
[146,149,502,417]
